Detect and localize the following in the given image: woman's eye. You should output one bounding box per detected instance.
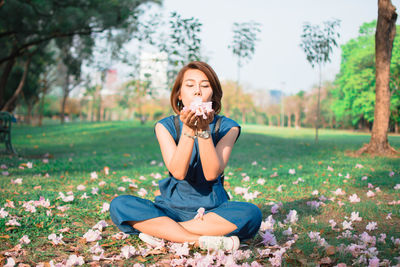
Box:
[186,84,193,87]
[201,84,210,88]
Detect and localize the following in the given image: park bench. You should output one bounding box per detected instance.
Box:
[0,111,17,154]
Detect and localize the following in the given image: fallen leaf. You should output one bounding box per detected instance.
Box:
[325,245,336,255]
[320,257,332,264]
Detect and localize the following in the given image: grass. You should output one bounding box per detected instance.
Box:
[0,120,399,266]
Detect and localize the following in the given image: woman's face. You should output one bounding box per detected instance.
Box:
[178,69,213,107]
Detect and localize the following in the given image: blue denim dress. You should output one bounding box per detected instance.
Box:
[110,115,262,240]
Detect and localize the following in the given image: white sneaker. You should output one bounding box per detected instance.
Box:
[198,235,240,252]
[138,233,164,248]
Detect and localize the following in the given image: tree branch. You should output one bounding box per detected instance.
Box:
[0,28,106,64]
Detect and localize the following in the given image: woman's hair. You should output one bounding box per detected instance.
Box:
[170,61,223,115]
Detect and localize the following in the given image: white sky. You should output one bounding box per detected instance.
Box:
[154,0,400,95]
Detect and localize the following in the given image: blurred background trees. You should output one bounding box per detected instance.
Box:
[0,0,399,140]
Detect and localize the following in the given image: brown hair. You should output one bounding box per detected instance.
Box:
[170,61,223,114]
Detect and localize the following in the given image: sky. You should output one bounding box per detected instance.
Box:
[150,0,400,95]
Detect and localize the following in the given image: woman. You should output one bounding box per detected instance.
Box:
[110,61,262,251]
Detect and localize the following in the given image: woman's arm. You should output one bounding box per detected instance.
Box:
[197,126,240,181]
[155,110,198,180]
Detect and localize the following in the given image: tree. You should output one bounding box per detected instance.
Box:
[159,12,203,86]
[300,19,340,142]
[332,22,376,129]
[0,0,159,112]
[228,21,261,105]
[357,0,398,156]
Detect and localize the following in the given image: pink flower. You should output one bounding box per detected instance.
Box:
[350,211,362,222]
[284,210,298,224]
[312,190,319,195]
[288,169,296,175]
[234,186,248,195]
[386,213,392,220]
[0,164,7,169]
[342,220,353,230]
[366,222,377,231]
[6,218,20,226]
[83,229,102,242]
[92,220,108,231]
[389,171,395,177]
[170,242,190,256]
[368,257,379,267]
[366,190,375,198]
[121,245,137,259]
[276,185,283,192]
[194,207,205,220]
[19,235,30,244]
[333,188,346,196]
[58,192,74,202]
[26,162,33,168]
[98,181,106,186]
[104,166,110,175]
[117,186,126,192]
[271,204,280,214]
[261,231,277,246]
[112,232,129,240]
[349,194,360,203]
[259,215,275,231]
[80,193,90,199]
[137,188,147,197]
[327,166,334,171]
[90,171,98,180]
[0,208,9,218]
[378,233,386,243]
[355,163,364,168]
[183,96,213,119]
[4,201,15,208]
[252,161,257,165]
[66,254,84,266]
[361,176,368,180]
[77,184,86,191]
[91,187,99,195]
[48,233,64,245]
[394,184,400,190]
[11,178,22,185]
[90,242,105,254]
[329,219,337,229]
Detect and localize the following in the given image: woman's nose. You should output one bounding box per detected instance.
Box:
[194,85,201,95]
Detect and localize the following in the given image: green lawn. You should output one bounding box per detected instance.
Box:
[1,121,399,266]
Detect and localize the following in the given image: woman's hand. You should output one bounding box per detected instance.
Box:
[196,110,215,131]
[179,109,197,129]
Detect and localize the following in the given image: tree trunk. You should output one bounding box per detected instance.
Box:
[395,122,399,133]
[60,72,70,124]
[1,56,32,112]
[0,53,16,108]
[38,81,48,127]
[295,112,301,129]
[315,64,322,143]
[287,113,292,128]
[26,101,33,125]
[357,0,398,156]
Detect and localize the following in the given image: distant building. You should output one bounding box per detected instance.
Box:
[252,89,284,108]
[268,89,284,105]
[139,52,169,99]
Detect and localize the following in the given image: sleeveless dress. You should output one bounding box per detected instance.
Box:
[110,115,262,240]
